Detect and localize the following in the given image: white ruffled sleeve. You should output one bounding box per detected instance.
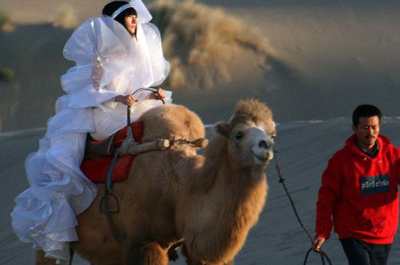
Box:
[60,65,119,108]
[61,17,130,108]
[142,23,170,87]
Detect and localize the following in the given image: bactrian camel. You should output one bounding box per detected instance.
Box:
[36,98,276,265]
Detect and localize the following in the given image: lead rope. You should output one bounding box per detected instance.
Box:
[273,149,333,265]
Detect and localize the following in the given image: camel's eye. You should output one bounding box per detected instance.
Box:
[235,131,244,141]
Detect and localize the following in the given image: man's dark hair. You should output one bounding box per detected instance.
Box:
[352,104,382,126]
[102,1,137,29]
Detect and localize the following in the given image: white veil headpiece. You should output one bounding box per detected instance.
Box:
[111,0,152,23]
[61,1,170,108]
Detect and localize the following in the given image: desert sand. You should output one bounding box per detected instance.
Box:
[1,0,400,264]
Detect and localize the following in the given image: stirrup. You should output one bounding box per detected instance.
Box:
[100,192,120,214]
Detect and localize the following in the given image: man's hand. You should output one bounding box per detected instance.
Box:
[114,95,137,106]
[313,236,326,252]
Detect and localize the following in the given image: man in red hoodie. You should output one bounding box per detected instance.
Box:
[313,104,400,265]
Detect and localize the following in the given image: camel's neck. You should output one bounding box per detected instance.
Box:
[177,134,268,214]
[176,134,267,208]
[174,135,268,262]
[215,158,268,223]
[192,135,268,260]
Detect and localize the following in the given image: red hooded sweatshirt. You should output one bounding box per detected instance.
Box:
[316,134,400,244]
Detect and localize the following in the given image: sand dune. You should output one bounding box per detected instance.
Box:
[0,0,292,132]
[1,0,399,131]
[149,0,279,90]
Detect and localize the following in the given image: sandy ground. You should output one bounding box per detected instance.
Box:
[2,118,400,265]
[1,0,400,264]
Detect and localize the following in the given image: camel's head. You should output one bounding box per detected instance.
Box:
[216,99,276,169]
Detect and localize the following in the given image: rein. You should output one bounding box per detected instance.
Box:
[273,148,333,265]
[132,87,166,104]
[101,87,163,215]
[99,91,151,242]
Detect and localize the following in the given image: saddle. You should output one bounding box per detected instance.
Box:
[81,122,144,183]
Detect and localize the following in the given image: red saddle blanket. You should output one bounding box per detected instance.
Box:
[81,122,144,183]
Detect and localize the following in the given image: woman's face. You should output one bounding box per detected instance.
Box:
[124,14,137,35]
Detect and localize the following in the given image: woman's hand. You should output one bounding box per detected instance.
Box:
[114,95,138,106]
[150,88,166,100]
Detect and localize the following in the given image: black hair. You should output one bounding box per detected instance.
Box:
[352,104,382,126]
[102,1,137,29]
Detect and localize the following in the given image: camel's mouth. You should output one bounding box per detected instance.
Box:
[252,150,273,163]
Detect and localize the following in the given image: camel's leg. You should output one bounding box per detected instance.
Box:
[122,241,141,265]
[90,261,120,265]
[142,242,168,265]
[181,243,203,265]
[167,241,182,261]
[209,260,233,265]
[199,261,233,265]
[122,241,168,265]
[35,250,58,265]
[181,244,234,265]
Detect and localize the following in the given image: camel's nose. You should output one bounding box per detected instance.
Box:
[248,128,274,150]
[249,127,274,163]
[258,140,269,149]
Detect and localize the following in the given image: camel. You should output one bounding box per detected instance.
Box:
[36,98,276,265]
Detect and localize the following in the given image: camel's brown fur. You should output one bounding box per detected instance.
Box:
[36,99,275,265]
[232,98,276,136]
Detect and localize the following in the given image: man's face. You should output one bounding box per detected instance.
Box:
[353,116,380,149]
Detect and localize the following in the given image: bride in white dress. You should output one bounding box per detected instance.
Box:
[11,0,171,262]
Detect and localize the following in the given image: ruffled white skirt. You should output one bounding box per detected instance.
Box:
[10,105,98,261]
[10,96,169,261]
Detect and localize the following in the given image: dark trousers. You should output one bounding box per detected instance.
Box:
[340,238,391,265]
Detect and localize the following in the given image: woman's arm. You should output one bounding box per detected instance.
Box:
[91,58,103,90]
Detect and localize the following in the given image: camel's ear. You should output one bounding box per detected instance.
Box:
[216,122,231,138]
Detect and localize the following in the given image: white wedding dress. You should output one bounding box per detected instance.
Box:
[11,11,170,262]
